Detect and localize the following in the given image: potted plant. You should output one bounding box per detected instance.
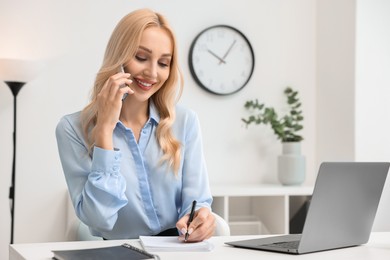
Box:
[242,87,305,185]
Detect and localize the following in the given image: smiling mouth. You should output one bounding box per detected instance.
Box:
[135,78,154,91]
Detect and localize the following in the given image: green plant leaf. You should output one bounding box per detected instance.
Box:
[242,87,304,142]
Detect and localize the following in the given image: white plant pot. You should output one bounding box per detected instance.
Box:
[277,142,305,185]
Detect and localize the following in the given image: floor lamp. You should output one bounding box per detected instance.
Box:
[5,81,24,245]
[0,58,43,244]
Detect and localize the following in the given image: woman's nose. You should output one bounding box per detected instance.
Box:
[143,62,158,78]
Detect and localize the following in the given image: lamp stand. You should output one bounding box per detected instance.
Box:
[5,81,25,244]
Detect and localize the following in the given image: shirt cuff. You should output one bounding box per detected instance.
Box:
[91,146,122,175]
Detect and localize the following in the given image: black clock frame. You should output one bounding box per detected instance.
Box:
[188,24,255,95]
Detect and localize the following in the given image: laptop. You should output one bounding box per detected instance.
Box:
[225,162,390,254]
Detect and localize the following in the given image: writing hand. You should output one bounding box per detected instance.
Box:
[176,207,216,242]
[207,49,226,64]
[219,39,236,64]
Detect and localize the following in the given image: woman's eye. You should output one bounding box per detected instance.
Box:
[159,62,169,68]
[159,59,171,68]
[135,56,147,62]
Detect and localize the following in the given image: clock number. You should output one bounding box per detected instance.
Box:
[198,44,208,52]
[208,78,213,87]
[241,43,247,52]
[197,69,204,78]
[193,55,199,64]
[206,32,213,42]
[217,29,225,38]
[232,80,238,88]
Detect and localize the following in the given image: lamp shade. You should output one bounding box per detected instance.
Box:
[0,58,44,82]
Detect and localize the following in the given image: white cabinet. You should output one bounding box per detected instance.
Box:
[211,184,313,235]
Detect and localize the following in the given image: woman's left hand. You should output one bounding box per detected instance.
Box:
[176,207,216,242]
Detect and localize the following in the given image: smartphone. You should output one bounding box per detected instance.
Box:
[120,65,128,101]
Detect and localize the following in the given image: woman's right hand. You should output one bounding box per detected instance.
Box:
[94,71,133,150]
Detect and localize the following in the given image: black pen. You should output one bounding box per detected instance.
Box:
[185,200,197,242]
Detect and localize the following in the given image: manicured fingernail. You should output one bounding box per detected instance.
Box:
[188,228,194,235]
[180,228,187,235]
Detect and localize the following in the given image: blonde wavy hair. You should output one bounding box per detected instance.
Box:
[81,9,183,174]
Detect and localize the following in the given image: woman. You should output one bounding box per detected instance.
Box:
[56,8,215,241]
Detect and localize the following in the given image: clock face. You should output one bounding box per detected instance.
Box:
[189,25,255,95]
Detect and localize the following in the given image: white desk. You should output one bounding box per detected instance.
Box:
[9,232,390,260]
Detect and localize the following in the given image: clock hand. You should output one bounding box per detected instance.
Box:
[219,39,237,65]
[207,49,226,64]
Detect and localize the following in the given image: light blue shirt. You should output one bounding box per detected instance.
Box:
[55,102,212,239]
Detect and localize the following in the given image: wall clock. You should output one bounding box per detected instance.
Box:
[188,25,255,95]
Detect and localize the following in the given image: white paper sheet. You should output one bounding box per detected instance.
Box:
[139,236,214,252]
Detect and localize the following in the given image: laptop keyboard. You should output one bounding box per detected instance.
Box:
[264,240,300,249]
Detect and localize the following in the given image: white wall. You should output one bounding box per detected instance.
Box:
[355,0,390,231]
[316,0,356,166]
[0,0,366,259]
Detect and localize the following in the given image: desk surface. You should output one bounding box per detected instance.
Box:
[10,232,390,260]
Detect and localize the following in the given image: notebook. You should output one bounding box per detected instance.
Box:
[139,236,214,252]
[226,162,390,254]
[52,243,159,260]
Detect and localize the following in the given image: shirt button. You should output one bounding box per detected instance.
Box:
[113,166,118,171]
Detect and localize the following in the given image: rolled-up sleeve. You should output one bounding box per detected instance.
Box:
[55,114,128,231]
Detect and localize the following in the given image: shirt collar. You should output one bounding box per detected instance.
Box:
[116,101,160,130]
[149,100,160,124]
